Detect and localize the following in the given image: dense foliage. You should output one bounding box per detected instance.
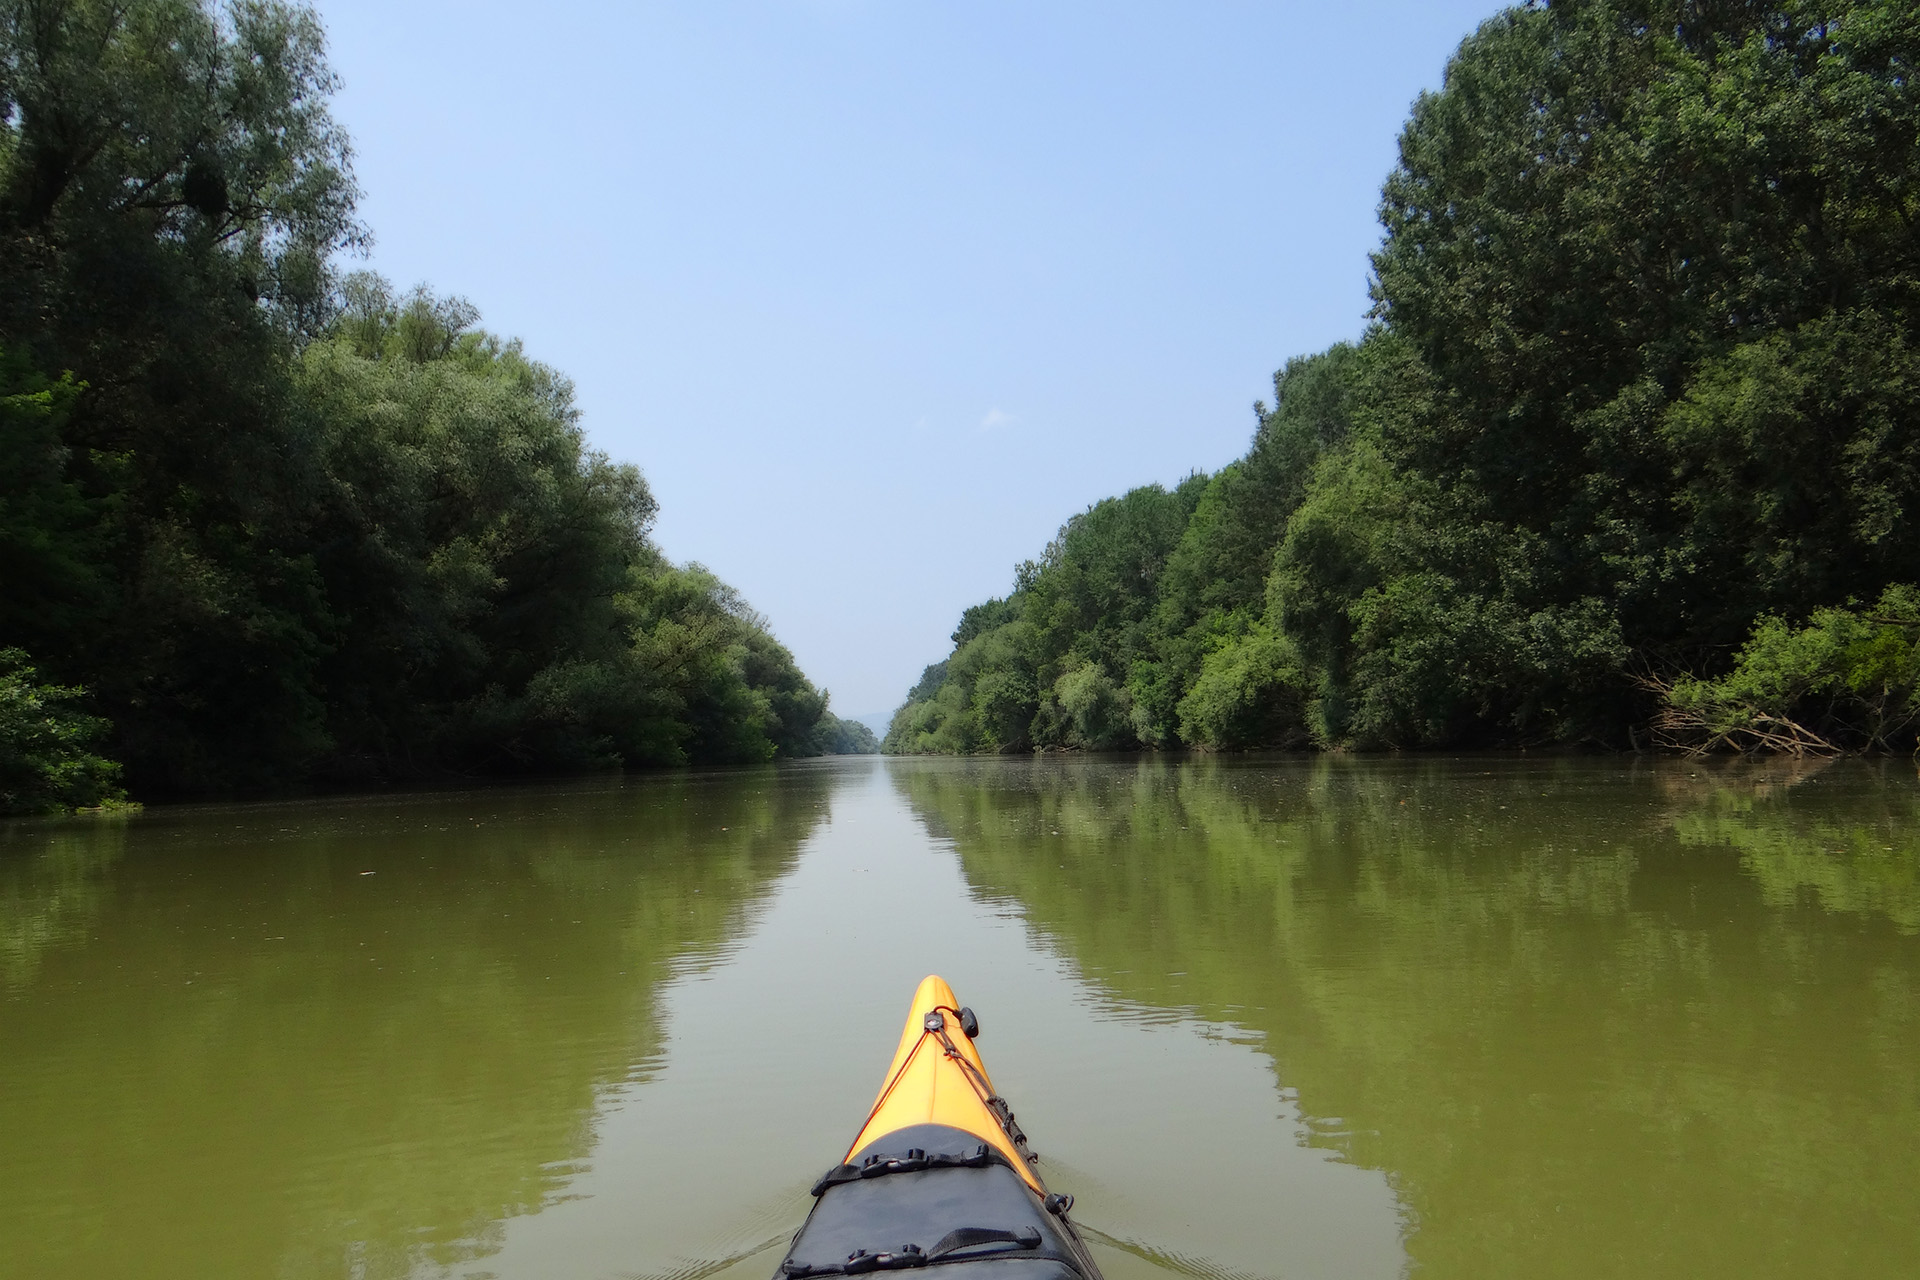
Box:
[1649,585,1920,753]
[0,0,859,811]
[889,0,1920,755]
[0,648,127,813]
[820,716,882,755]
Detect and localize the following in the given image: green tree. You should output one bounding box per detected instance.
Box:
[1132,344,1358,743]
[0,349,111,659]
[290,280,658,775]
[0,648,127,814]
[0,0,363,789]
[0,3,844,794]
[1174,624,1309,750]
[818,714,881,755]
[1359,0,1920,709]
[891,2,1920,756]
[888,481,1204,754]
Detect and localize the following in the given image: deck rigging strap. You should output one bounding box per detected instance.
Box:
[922,1007,1035,1163]
[779,1225,1054,1276]
[810,1143,1013,1196]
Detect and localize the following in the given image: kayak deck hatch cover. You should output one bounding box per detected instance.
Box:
[772,975,1104,1278]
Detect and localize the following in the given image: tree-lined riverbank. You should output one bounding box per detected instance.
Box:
[888,2,1920,757]
[0,1,874,815]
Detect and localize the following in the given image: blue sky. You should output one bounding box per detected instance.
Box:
[317,0,1510,724]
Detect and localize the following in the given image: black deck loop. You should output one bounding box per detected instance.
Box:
[926,1225,1044,1259]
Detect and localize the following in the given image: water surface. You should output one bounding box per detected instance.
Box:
[3,756,1915,1278]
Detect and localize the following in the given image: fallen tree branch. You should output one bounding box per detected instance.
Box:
[1633,672,1843,757]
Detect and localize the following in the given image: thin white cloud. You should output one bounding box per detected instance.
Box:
[979,408,1014,431]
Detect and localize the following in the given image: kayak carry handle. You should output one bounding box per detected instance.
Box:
[926,1226,1043,1258]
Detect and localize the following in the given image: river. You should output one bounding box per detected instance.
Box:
[3,756,1916,1279]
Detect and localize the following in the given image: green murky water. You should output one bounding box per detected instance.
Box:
[3,757,1916,1279]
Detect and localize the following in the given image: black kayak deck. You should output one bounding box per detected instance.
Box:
[774,1123,1102,1278]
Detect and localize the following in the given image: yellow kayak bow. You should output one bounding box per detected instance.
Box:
[774,976,1102,1278]
[843,975,1045,1194]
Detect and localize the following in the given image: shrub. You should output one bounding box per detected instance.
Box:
[1176,627,1310,750]
[0,650,130,815]
[1052,662,1133,750]
[1650,586,1920,754]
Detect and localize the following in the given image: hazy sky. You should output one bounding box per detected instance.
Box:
[317,0,1509,723]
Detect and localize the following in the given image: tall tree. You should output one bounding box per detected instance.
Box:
[0,0,363,787]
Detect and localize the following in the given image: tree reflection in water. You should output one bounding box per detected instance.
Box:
[894,755,1920,1280]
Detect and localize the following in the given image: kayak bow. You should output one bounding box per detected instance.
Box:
[774,975,1104,1278]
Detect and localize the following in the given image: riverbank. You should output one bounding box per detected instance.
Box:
[886,5,1920,759]
[0,5,872,816]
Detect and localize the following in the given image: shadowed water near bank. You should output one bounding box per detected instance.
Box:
[3,757,1916,1279]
